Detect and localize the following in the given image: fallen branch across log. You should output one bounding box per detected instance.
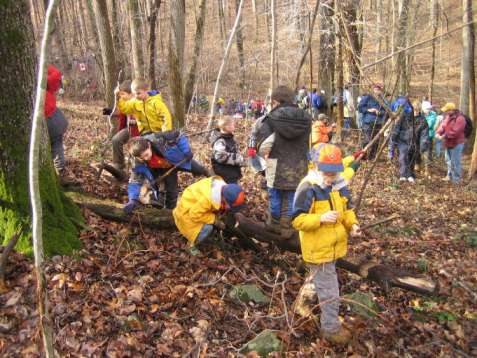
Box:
[65,193,437,296]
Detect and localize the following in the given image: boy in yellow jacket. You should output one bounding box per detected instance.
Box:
[173,177,245,255]
[292,144,361,345]
[115,78,173,134]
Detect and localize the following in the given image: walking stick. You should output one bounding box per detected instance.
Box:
[153,157,190,186]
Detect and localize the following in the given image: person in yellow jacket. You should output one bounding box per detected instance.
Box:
[173,176,245,255]
[115,78,173,134]
[292,144,361,345]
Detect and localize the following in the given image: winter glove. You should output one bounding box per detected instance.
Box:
[214,216,226,230]
[102,107,113,116]
[123,199,139,214]
[247,147,257,158]
[320,211,339,224]
[352,150,364,159]
[350,161,361,172]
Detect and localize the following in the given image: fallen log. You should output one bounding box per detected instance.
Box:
[64,191,175,229]
[94,162,128,182]
[64,193,438,295]
[231,214,438,296]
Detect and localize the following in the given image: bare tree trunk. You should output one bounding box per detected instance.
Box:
[207,0,244,129]
[109,0,124,72]
[395,0,410,95]
[30,2,59,356]
[128,0,145,78]
[93,0,118,107]
[465,0,477,177]
[428,0,439,102]
[168,0,186,127]
[217,0,226,47]
[252,0,259,41]
[318,0,335,115]
[460,0,474,116]
[341,0,361,114]
[235,0,246,91]
[269,0,276,98]
[294,0,320,89]
[184,0,207,110]
[148,0,162,89]
[334,7,344,142]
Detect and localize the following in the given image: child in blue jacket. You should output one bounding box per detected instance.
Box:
[124,131,209,213]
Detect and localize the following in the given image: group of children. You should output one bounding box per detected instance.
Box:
[387,97,470,184]
[105,80,362,345]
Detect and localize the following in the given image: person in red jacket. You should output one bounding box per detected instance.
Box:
[102,80,140,170]
[45,65,68,175]
[435,103,467,183]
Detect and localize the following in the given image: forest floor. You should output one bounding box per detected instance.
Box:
[1,100,477,357]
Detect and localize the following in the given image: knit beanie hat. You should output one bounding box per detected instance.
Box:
[313,144,344,173]
[221,184,245,212]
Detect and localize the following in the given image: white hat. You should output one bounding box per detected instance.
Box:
[422,101,432,111]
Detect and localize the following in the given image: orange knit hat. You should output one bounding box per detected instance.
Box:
[314,144,344,173]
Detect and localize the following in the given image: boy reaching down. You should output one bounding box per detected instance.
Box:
[173,177,245,255]
[292,144,361,345]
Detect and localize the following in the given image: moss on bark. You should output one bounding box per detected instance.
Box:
[0,0,82,257]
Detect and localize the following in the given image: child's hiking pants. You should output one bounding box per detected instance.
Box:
[112,128,130,168]
[308,261,341,333]
[46,109,68,172]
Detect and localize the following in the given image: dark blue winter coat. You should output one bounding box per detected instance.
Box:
[391,98,416,145]
[358,95,386,125]
[143,130,193,170]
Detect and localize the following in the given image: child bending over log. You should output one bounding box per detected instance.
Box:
[124,133,210,213]
[292,144,361,345]
[173,177,245,255]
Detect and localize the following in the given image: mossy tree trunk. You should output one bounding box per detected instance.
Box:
[0,0,82,257]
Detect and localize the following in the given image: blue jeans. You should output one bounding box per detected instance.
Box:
[196,224,214,244]
[397,142,413,178]
[268,188,295,219]
[343,117,351,129]
[434,138,443,158]
[445,143,464,183]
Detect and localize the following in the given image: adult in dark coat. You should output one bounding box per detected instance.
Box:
[250,86,312,234]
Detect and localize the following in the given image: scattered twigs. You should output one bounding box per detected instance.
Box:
[361,214,400,231]
[153,157,190,186]
[439,269,477,303]
[355,134,391,213]
[195,267,233,288]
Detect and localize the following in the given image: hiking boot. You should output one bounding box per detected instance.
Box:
[280,217,296,238]
[399,177,407,182]
[266,215,281,234]
[407,177,415,183]
[188,246,201,256]
[322,326,352,345]
[443,175,451,181]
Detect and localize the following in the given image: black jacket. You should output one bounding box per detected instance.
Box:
[265,104,312,190]
[209,129,243,184]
